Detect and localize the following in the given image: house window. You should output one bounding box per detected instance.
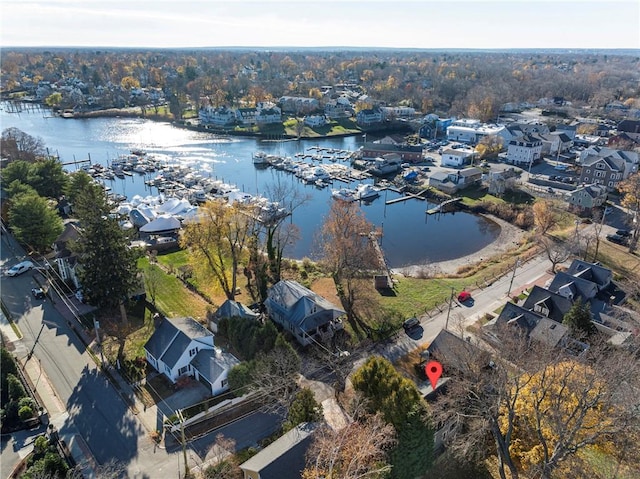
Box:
[178,366,189,376]
[596,163,605,169]
[534,303,550,317]
[586,169,591,174]
[189,347,198,357]
[221,379,228,388]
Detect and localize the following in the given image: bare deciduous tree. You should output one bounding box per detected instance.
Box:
[317,200,379,320]
[302,414,396,479]
[540,235,572,273]
[431,329,640,479]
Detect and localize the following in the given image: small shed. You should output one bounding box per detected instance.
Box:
[374,274,392,290]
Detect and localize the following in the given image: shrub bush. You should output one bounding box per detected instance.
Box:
[18,405,34,421]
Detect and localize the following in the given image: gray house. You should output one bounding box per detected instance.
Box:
[567,184,607,212]
[239,422,317,479]
[264,280,345,346]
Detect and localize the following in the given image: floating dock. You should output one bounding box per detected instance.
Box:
[426,197,462,214]
[385,188,429,205]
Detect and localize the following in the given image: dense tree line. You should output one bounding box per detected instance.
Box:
[2,48,638,119]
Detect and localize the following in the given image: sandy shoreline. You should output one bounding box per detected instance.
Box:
[391,215,528,277]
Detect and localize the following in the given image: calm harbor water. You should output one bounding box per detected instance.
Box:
[0,105,500,267]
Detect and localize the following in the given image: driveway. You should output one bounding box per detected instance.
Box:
[159,380,211,416]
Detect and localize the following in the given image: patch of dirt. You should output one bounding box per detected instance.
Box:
[310,277,341,306]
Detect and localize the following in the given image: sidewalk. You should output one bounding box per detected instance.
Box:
[47,292,165,437]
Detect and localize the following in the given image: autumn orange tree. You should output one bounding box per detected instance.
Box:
[618,172,640,252]
[532,199,560,236]
[180,199,254,300]
[431,331,640,479]
[505,352,640,479]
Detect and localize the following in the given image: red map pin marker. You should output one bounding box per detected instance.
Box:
[425,360,443,390]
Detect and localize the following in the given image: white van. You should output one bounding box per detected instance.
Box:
[6,260,34,277]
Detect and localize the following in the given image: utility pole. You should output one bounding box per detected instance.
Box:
[23,323,46,368]
[445,286,455,330]
[177,409,189,478]
[507,259,520,298]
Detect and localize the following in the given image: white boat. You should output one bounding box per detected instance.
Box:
[303,166,330,183]
[253,151,269,165]
[331,188,356,202]
[354,183,380,201]
[256,201,290,224]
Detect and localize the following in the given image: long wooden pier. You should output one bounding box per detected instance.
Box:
[426,197,462,215]
[368,232,391,277]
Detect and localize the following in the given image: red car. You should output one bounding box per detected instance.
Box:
[458,291,472,302]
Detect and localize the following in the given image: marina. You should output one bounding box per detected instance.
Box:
[1,105,501,268]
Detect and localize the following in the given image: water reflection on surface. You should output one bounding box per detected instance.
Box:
[0,107,500,267]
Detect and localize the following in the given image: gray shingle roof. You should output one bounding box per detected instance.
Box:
[239,423,317,477]
[190,349,239,384]
[522,286,573,323]
[565,260,611,290]
[160,331,191,369]
[266,280,345,332]
[144,317,212,367]
[547,271,599,301]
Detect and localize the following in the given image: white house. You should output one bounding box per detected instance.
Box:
[144,317,239,396]
[356,108,383,127]
[199,106,236,126]
[304,115,327,128]
[324,97,352,119]
[255,106,282,124]
[440,147,475,167]
[236,108,258,126]
[52,221,82,289]
[506,133,543,168]
[446,119,509,145]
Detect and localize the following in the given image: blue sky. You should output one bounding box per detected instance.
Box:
[2,0,639,49]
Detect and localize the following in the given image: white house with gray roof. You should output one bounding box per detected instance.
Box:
[144,316,239,396]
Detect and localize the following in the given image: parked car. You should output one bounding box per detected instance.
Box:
[6,260,34,277]
[403,317,420,331]
[606,234,627,245]
[616,229,631,237]
[458,291,472,302]
[31,287,45,299]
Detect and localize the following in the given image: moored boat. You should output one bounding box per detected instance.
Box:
[331,187,357,202]
[354,183,380,201]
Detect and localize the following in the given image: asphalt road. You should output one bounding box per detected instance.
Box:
[0,230,282,478]
[0,232,175,478]
[376,252,554,363]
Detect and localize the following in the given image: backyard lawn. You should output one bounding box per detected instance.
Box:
[138,256,212,320]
